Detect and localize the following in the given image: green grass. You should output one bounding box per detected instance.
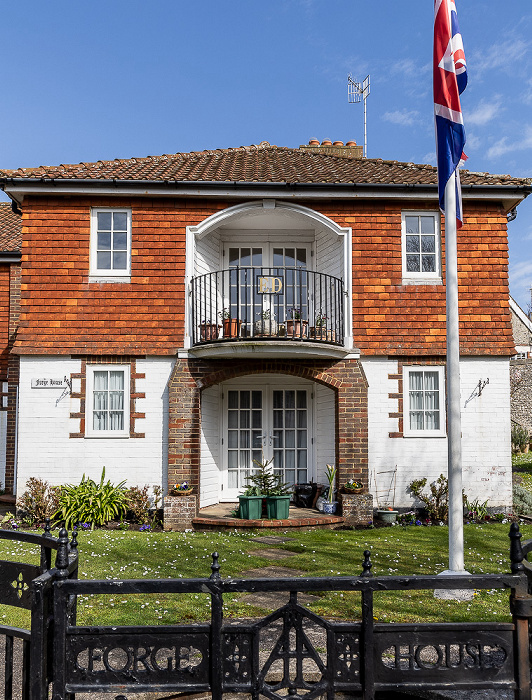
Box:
[513,452,532,492]
[0,523,527,629]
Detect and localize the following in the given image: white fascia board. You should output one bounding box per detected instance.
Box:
[3,182,529,209]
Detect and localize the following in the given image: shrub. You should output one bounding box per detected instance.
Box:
[408,474,448,523]
[511,424,529,452]
[19,477,60,525]
[125,485,151,524]
[54,468,127,530]
[513,483,532,515]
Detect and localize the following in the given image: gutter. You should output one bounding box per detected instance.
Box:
[2,177,530,211]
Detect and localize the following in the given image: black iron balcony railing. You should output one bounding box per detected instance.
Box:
[191,267,344,346]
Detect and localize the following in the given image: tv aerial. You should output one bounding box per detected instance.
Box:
[347,74,370,157]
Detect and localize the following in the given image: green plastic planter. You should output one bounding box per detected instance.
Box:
[265,495,290,520]
[238,495,263,520]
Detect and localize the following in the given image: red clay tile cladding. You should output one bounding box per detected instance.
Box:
[12,196,514,357]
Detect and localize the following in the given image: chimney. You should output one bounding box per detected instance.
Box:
[299,138,364,159]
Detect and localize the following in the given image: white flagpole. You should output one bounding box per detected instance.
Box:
[444,173,465,573]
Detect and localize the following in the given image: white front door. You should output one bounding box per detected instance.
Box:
[222,385,311,501]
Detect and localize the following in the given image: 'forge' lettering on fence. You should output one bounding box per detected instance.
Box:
[75,644,204,674]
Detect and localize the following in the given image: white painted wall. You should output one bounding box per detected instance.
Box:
[362,356,512,508]
[16,356,174,498]
[200,385,221,507]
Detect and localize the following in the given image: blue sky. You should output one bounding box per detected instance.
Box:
[2,1,532,309]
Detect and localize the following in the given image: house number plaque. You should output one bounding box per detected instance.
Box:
[257,276,283,294]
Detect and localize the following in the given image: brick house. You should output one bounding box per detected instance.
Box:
[0,140,529,522]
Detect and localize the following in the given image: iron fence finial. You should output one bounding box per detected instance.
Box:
[210,551,221,579]
[55,527,70,578]
[510,522,525,574]
[361,550,373,577]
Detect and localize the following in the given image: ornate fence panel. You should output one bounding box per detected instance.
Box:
[0,525,78,700]
[50,524,532,700]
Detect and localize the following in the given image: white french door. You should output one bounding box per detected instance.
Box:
[223,244,311,331]
[222,385,311,500]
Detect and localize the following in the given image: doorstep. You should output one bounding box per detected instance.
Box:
[193,503,343,530]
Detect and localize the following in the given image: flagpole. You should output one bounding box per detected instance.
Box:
[444,174,465,573]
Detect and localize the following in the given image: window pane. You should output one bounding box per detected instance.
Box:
[406,235,419,253]
[113,212,128,230]
[405,216,418,234]
[422,255,435,272]
[97,232,111,250]
[113,251,127,270]
[97,212,112,230]
[113,232,128,250]
[420,216,435,234]
[421,235,435,253]
[406,255,419,272]
[97,251,112,269]
[228,391,238,409]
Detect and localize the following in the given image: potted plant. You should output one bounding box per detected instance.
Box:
[310,309,333,341]
[238,485,263,520]
[342,478,364,494]
[244,456,292,519]
[219,308,241,338]
[323,464,338,514]
[286,307,308,339]
[199,319,220,341]
[169,481,193,496]
[376,505,398,523]
[254,309,278,337]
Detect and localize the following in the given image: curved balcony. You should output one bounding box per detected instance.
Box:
[191,267,344,354]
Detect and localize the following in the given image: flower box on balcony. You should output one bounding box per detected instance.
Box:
[286,320,308,339]
[199,323,220,341]
[222,319,241,338]
[309,327,337,342]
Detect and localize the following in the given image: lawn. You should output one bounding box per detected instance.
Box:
[0,522,528,630]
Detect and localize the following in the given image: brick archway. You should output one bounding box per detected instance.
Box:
[167,357,368,503]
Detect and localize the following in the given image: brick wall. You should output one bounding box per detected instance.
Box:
[167,357,369,498]
[13,197,514,358]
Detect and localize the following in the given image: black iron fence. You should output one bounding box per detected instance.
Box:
[1,522,532,699]
[191,267,344,345]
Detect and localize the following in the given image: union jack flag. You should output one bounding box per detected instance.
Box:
[434,0,467,227]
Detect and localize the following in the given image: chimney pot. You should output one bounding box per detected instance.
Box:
[346,140,357,147]
[308,138,320,146]
[333,141,344,147]
[321,138,332,146]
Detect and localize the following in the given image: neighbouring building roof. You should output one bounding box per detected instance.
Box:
[0,203,21,252]
[0,141,529,188]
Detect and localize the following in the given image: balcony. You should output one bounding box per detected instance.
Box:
[190,267,345,356]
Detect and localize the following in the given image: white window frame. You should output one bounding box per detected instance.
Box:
[85,364,130,438]
[403,365,446,438]
[90,208,132,280]
[401,211,441,283]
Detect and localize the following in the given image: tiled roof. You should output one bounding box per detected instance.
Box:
[0,203,21,252]
[0,142,528,188]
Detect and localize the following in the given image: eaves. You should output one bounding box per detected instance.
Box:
[2,177,530,213]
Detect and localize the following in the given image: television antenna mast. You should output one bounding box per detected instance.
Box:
[347,74,370,157]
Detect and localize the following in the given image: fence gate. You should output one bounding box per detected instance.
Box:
[49,524,532,700]
[0,523,531,699]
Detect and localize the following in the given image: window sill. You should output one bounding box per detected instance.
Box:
[88,275,131,284]
[403,432,447,438]
[84,434,130,439]
[401,277,443,286]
